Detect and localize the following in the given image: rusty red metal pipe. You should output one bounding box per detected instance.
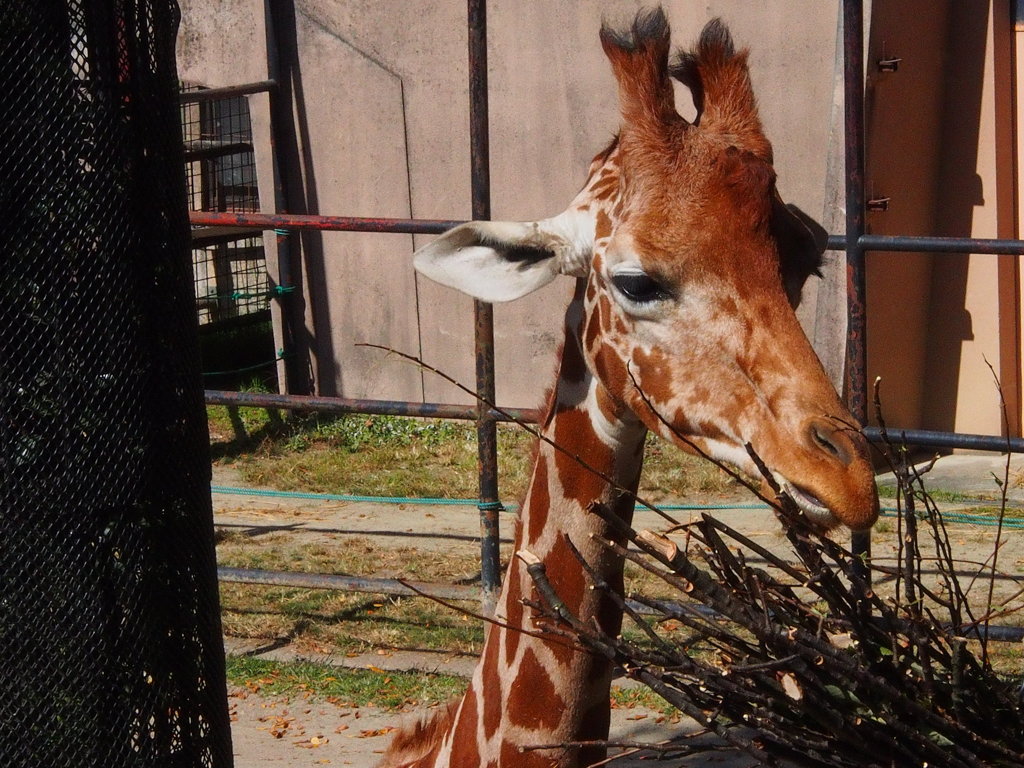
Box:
[188,210,461,235]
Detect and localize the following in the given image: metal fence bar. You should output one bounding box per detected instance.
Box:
[206,388,1024,464]
[205,388,1024,455]
[843,0,872,571]
[193,212,1024,256]
[264,1,304,394]
[188,210,462,235]
[216,567,725,620]
[863,426,1024,453]
[828,233,1024,254]
[467,0,502,610]
[179,80,276,103]
[205,388,540,423]
[216,566,1024,640]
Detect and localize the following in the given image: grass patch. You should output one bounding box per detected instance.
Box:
[610,685,680,717]
[876,484,985,504]
[225,655,694,718]
[216,533,682,654]
[216,532,484,582]
[211,410,533,499]
[220,585,485,655]
[640,437,739,498]
[217,534,487,654]
[226,656,466,710]
[210,410,740,501]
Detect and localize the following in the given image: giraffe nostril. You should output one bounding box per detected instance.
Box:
[807,419,853,465]
[813,426,839,456]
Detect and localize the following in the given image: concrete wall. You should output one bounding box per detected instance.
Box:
[863,0,1020,437]
[177,0,843,411]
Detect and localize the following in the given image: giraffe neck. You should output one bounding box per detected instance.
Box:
[429,285,647,768]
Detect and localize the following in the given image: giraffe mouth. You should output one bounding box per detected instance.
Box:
[778,479,835,526]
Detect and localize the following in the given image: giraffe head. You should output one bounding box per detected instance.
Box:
[415,10,879,531]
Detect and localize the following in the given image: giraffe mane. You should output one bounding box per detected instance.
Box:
[377,699,458,768]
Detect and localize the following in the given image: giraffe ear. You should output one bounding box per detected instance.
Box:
[413,210,593,302]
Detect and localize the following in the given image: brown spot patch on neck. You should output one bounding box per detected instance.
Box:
[507,648,564,731]
[481,638,502,741]
[446,694,480,766]
[552,407,614,504]
[502,574,523,667]
[525,455,551,546]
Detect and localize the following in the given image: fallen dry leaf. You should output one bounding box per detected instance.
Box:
[359,727,397,738]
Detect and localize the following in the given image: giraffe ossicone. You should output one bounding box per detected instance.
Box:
[383,8,879,768]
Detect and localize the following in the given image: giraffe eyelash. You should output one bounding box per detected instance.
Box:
[609,270,674,305]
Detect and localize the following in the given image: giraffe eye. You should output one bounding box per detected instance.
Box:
[611,271,672,304]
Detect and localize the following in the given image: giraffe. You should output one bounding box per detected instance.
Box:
[382,9,879,768]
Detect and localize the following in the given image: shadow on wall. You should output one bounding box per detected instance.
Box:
[921,3,990,434]
[865,0,992,434]
[266,0,331,395]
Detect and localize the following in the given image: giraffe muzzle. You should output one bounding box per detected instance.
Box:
[783,417,879,531]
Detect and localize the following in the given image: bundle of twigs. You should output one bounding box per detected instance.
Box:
[377,346,1024,765]
[522,440,1024,767]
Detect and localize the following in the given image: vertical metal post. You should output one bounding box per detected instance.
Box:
[843,0,872,575]
[265,0,307,394]
[467,0,502,610]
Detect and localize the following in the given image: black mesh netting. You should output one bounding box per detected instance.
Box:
[1,2,232,766]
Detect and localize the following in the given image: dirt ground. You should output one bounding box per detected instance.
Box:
[224,682,745,767]
[211,454,1024,767]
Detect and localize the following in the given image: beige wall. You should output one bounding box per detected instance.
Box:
[863,0,1021,438]
[178,0,844,411]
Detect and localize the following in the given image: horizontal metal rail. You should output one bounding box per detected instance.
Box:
[179,79,277,103]
[191,226,265,247]
[827,233,1024,254]
[184,141,254,163]
[205,388,541,424]
[217,566,1024,639]
[206,390,1023,454]
[218,567,685,620]
[192,212,1024,255]
[864,426,1024,453]
[189,210,461,235]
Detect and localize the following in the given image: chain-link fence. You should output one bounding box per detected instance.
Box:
[1,1,232,766]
